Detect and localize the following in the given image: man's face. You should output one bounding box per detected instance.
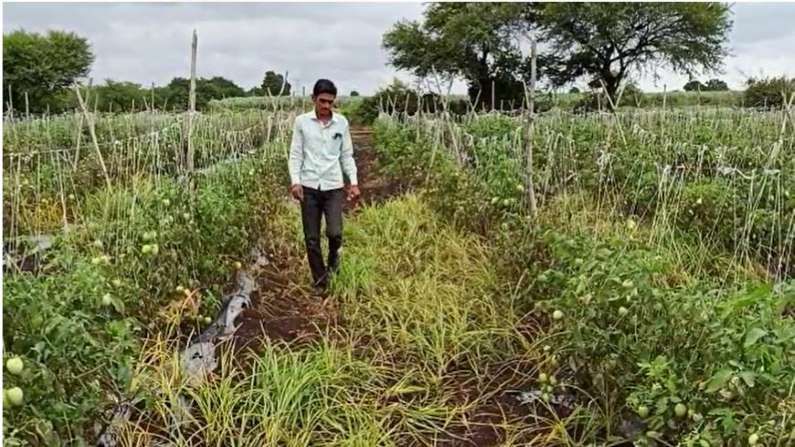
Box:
[313,93,335,117]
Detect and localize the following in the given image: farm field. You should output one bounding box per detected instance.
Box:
[4,2,795,446]
[3,101,794,446]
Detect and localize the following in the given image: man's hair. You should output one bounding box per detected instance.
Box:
[313,79,337,97]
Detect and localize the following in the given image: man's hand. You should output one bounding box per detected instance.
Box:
[346,184,361,202]
[290,184,304,202]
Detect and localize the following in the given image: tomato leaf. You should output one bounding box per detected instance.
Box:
[706,368,733,393]
[738,371,756,387]
[743,327,768,348]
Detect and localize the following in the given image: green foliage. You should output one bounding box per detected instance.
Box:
[350,90,360,97]
[535,3,733,104]
[156,76,246,111]
[3,29,94,114]
[260,70,291,96]
[528,208,795,444]
[87,80,152,112]
[744,76,795,109]
[2,149,282,443]
[706,78,729,91]
[383,3,530,107]
[373,110,795,444]
[684,80,707,92]
[685,79,730,92]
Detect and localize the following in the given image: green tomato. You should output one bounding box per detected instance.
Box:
[538,273,549,283]
[748,433,759,446]
[552,310,564,321]
[538,373,548,383]
[6,387,23,406]
[637,405,650,418]
[674,403,687,418]
[6,357,24,375]
[618,306,629,317]
[102,293,113,307]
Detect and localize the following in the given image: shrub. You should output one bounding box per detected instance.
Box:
[744,76,795,109]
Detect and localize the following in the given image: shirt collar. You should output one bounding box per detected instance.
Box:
[311,110,338,124]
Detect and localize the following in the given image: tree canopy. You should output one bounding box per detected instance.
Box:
[383,3,733,109]
[383,2,530,108]
[534,3,732,105]
[156,76,245,111]
[3,29,95,113]
[261,71,291,96]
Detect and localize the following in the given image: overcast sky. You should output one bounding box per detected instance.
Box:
[3,2,795,95]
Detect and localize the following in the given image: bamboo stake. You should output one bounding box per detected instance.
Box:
[74,84,111,189]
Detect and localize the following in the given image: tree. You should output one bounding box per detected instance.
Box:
[744,76,795,109]
[350,91,360,97]
[383,3,530,108]
[3,29,95,113]
[684,80,706,91]
[705,78,729,91]
[261,71,291,96]
[533,3,732,107]
[156,76,245,111]
[93,80,150,112]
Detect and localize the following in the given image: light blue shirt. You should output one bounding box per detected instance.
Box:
[288,111,358,190]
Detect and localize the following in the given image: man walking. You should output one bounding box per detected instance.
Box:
[288,79,360,293]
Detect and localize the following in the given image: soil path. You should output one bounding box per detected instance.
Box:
[230,126,401,353]
[225,127,539,446]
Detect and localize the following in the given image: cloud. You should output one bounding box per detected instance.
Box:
[3,2,795,94]
[3,2,426,94]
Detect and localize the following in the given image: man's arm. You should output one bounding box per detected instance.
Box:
[340,123,358,186]
[288,117,303,186]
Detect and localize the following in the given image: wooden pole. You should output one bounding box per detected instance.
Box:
[7,84,13,118]
[186,29,198,173]
[491,80,496,112]
[524,39,538,217]
[74,84,111,189]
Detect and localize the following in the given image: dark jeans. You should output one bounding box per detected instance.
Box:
[300,186,344,288]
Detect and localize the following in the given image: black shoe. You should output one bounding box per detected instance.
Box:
[313,276,329,295]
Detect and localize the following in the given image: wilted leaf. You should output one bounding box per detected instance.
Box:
[738,371,756,387]
[706,368,733,393]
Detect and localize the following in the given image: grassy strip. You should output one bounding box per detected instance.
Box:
[116,192,581,444]
[372,116,795,444]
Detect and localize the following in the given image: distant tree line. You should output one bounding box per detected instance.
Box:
[683,78,729,92]
[2,29,302,114]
